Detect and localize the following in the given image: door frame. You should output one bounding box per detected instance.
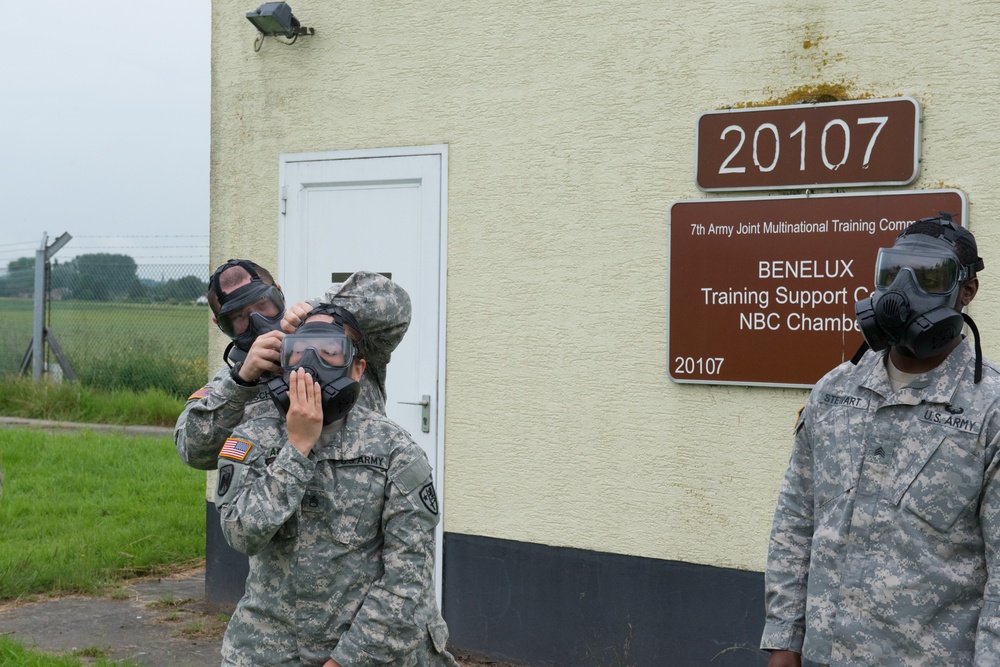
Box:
[277,144,449,594]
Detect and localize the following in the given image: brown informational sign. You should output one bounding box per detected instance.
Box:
[668,189,966,387]
[696,97,920,191]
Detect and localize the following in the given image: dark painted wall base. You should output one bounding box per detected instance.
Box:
[204,510,811,666]
[442,533,810,667]
[205,501,248,611]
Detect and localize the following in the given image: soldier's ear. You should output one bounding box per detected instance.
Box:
[959,278,979,307]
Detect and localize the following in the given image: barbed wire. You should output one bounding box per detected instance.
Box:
[2,235,209,253]
[108,257,210,262]
[8,234,208,240]
[0,241,208,261]
[0,255,210,264]
[0,254,208,260]
[74,235,209,239]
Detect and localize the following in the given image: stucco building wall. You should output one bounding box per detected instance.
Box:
[210,0,1000,578]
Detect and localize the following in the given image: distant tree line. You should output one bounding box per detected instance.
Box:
[0,253,208,303]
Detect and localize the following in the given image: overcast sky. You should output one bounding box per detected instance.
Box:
[0,0,211,270]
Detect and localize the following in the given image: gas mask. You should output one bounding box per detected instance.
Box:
[218,287,285,352]
[855,231,976,359]
[267,314,363,425]
[209,259,286,362]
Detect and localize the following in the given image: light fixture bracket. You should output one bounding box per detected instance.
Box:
[246,2,314,46]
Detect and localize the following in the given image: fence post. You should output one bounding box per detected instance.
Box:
[31,234,46,379]
[31,232,73,380]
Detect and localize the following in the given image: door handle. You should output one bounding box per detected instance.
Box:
[398,394,431,433]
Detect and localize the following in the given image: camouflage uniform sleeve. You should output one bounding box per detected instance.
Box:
[173,365,264,470]
[331,440,440,666]
[761,413,814,654]
[323,271,412,401]
[975,410,1000,663]
[216,425,316,556]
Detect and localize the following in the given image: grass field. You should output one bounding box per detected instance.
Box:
[0,427,206,599]
[0,377,186,428]
[0,637,141,666]
[0,395,206,665]
[0,298,211,398]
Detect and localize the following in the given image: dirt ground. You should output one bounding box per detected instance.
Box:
[452,649,523,667]
[0,566,520,667]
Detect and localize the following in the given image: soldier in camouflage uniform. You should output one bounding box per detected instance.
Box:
[216,306,457,667]
[762,216,1000,666]
[175,261,410,470]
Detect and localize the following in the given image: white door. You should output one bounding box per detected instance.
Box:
[278,145,447,596]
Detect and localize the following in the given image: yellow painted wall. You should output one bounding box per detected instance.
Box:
[211,0,1000,572]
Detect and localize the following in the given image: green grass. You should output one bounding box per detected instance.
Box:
[0,299,208,357]
[0,298,210,398]
[0,427,206,599]
[0,377,186,428]
[0,637,141,666]
[0,374,209,664]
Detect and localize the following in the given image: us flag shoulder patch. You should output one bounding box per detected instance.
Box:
[188,387,212,401]
[220,438,253,461]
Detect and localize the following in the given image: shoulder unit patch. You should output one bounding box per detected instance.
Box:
[419,482,439,515]
[217,464,234,497]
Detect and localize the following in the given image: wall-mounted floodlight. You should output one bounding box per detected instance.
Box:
[246,2,314,51]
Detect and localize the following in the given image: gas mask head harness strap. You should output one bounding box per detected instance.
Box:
[852,213,985,382]
[267,304,367,424]
[208,259,286,362]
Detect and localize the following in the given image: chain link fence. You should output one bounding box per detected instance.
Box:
[0,260,212,398]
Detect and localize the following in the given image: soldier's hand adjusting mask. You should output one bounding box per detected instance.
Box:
[267,318,361,425]
[855,234,971,358]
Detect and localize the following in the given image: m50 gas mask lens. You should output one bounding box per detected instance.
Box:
[281,329,355,370]
[875,248,966,295]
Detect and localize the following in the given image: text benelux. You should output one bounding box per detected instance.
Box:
[700,259,870,333]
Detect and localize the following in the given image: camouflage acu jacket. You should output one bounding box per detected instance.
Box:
[174,271,411,470]
[215,405,456,667]
[762,339,1000,666]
